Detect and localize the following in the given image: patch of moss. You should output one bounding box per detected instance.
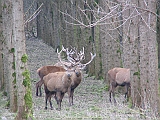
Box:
[12,72,16,85]
[133,71,140,76]
[22,70,31,87]
[12,62,15,70]
[24,89,32,109]
[90,106,100,112]
[13,78,16,84]
[5,101,10,108]
[3,91,7,96]
[117,49,122,54]
[9,48,15,53]
[20,67,24,69]
[12,72,16,77]
[3,3,7,9]
[98,76,103,80]
[21,54,28,63]
[22,69,33,119]
[128,97,133,108]
[133,71,140,79]
[103,85,109,91]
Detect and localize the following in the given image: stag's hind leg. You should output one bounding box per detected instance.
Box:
[68,88,74,106]
[109,82,117,103]
[36,79,43,96]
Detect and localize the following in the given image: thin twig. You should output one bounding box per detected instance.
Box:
[24,3,43,24]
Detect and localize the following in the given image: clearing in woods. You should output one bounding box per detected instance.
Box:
[0,38,149,120]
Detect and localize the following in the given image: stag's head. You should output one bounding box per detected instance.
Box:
[57,45,96,73]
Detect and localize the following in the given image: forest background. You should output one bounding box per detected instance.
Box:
[0,0,160,119]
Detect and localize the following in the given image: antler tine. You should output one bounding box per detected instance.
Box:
[69,49,75,55]
[65,47,75,56]
[64,47,76,65]
[80,52,96,67]
[68,46,81,63]
[57,45,66,64]
[57,45,73,70]
[78,47,85,61]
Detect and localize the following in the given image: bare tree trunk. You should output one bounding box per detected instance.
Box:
[0,0,4,90]
[1,0,17,113]
[139,0,159,116]
[87,1,95,76]
[123,0,141,106]
[52,1,60,49]
[12,0,33,119]
[100,0,121,83]
[99,0,110,84]
[157,1,160,68]
[59,0,67,50]
[94,26,102,78]
[122,4,131,69]
[129,0,141,108]
[1,0,11,96]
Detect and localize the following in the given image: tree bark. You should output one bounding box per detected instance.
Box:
[12,0,33,119]
[100,0,121,84]
[157,1,160,68]
[129,0,141,108]
[139,0,159,116]
[1,0,17,112]
[0,0,4,90]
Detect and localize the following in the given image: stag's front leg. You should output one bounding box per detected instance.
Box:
[68,88,71,106]
[109,84,112,103]
[109,82,116,103]
[36,81,40,96]
[56,92,64,111]
[69,89,74,106]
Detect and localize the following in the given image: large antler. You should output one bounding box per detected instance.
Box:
[59,46,96,70]
[57,45,65,63]
[65,47,76,64]
[78,52,96,70]
[69,46,85,62]
[78,47,85,61]
[57,45,72,70]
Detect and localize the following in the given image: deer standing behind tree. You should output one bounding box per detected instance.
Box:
[108,67,130,103]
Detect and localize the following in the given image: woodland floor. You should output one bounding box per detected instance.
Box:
[0,38,157,120]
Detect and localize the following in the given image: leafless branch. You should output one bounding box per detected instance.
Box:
[59,1,158,33]
[24,3,43,24]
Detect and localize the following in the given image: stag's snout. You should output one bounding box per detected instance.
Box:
[75,71,80,77]
[67,73,72,78]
